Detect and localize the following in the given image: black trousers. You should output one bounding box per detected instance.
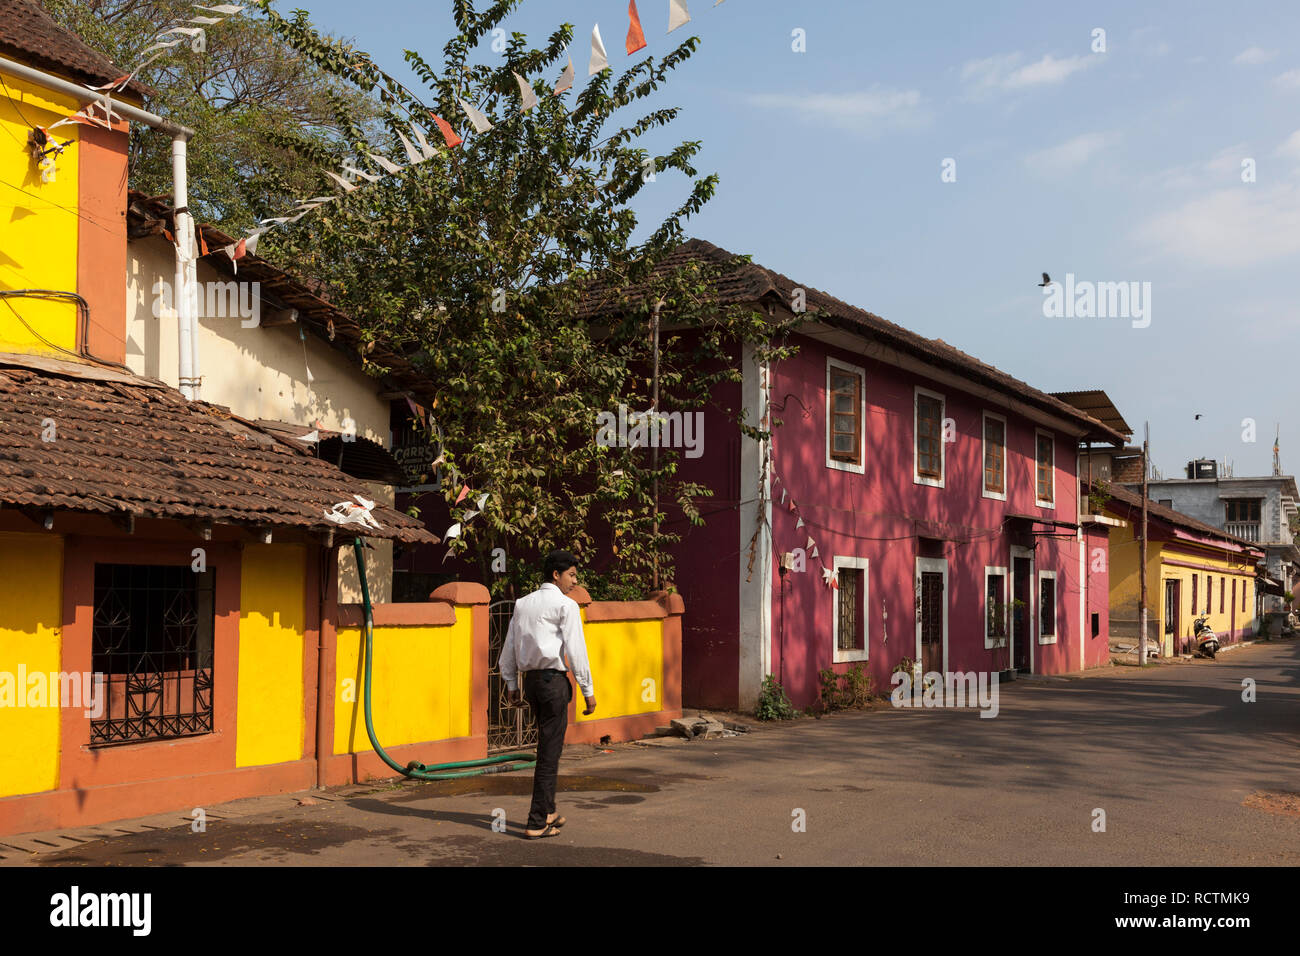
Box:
[523,669,571,830]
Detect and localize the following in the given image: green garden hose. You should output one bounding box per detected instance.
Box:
[353,538,535,780]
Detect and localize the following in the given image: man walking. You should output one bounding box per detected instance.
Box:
[500,550,597,839]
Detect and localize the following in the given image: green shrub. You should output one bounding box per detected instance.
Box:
[756,674,795,721]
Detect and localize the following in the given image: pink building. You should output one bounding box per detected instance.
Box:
[586,241,1128,711]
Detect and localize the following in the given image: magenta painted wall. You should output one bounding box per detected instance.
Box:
[1083,525,1111,668]
[763,334,1098,709]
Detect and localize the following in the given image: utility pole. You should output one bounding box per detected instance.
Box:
[650,299,664,591]
[1138,422,1149,664]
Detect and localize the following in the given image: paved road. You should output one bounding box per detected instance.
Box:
[15,641,1300,866]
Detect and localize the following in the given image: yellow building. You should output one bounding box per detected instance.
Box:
[1105,484,1261,656]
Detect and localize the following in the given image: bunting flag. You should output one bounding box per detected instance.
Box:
[431,113,462,148]
[444,522,462,539]
[806,536,815,549]
[475,492,489,511]
[513,72,539,112]
[455,484,470,505]
[323,170,358,192]
[459,98,493,133]
[626,1,647,54]
[668,0,691,32]
[396,129,425,164]
[554,56,575,94]
[368,152,404,175]
[589,24,610,74]
[795,517,804,529]
[194,3,245,12]
[780,488,787,504]
[341,163,381,184]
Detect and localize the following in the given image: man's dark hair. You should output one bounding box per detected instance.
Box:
[543,549,578,584]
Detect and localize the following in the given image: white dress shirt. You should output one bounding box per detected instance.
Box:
[499,583,594,697]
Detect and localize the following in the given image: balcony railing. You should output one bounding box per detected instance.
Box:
[1226,521,1260,542]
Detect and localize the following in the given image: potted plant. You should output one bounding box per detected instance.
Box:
[988,598,1024,680]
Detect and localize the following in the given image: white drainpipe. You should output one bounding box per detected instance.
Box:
[0,56,198,398]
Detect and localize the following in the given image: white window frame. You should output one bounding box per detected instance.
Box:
[981,411,1008,501]
[984,565,1009,649]
[914,556,948,674]
[1038,570,1058,644]
[826,357,866,475]
[831,555,869,663]
[913,386,945,488]
[1034,427,1055,510]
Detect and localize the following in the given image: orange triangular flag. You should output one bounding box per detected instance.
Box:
[197,228,209,258]
[431,113,462,148]
[455,484,470,505]
[626,0,647,54]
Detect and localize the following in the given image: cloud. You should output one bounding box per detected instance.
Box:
[1234,46,1278,65]
[745,87,927,133]
[1275,69,1300,89]
[1024,132,1116,176]
[1133,183,1300,269]
[1276,130,1300,161]
[961,52,1096,98]
[1146,144,1249,190]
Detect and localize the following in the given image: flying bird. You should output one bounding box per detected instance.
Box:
[1038,272,1051,287]
[1195,414,1203,420]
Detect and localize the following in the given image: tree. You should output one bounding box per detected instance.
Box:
[41,0,380,231]
[254,0,803,598]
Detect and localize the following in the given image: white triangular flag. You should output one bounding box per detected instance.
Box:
[475,493,488,511]
[159,26,204,37]
[811,546,818,558]
[780,489,787,504]
[668,0,691,32]
[297,430,320,443]
[368,153,404,175]
[188,15,225,25]
[397,129,425,164]
[795,517,804,529]
[513,72,538,111]
[341,163,381,183]
[806,536,814,549]
[410,125,437,160]
[304,362,314,384]
[324,170,358,192]
[459,98,493,133]
[589,24,609,75]
[194,3,245,13]
[554,56,574,94]
[462,509,479,522]
[444,522,462,539]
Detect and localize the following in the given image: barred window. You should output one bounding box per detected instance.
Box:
[91,564,215,746]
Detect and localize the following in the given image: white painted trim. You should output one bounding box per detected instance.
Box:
[914,556,948,674]
[1038,570,1058,644]
[1081,514,1126,527]
[984,565,1009,649]
[832,555,869,663]
[1077,527,1086,672]
[737,343,773,710]
[825,356,866,475]
[1010,545,1035,673]
[1034,427,1056,510]
[981,410,1008,501]
[913,386,945,489]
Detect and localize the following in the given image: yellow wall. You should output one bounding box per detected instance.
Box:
[576,616,664,722]
[1106,511,1255,654]
[0,69,81,356]
[334,609,473,754]
[236,544,306,767]
[0,533,64,798]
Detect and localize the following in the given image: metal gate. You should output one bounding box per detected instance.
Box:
[487,599,537,753]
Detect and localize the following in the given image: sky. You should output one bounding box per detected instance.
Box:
[289,0,1300,478]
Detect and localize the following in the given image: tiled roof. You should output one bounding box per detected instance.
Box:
[1105,482,1257,551]
[0,354,437,543]
[0,0,150,99]
[578,239,1128,445]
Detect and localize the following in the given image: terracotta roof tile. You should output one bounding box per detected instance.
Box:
[0,357,437,543]
[0,0,150,99]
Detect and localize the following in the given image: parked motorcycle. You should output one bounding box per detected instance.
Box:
[1192,616,1219,659]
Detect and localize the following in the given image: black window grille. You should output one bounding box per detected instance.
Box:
[91,564,215,746]
[837,568,864,650]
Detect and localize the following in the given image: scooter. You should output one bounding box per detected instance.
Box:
[1192,616,1219,659]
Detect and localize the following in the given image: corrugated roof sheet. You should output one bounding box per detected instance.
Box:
[578,239,1127,445]
[0,356,437,543]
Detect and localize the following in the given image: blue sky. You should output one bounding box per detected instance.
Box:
[291,0,1300,478]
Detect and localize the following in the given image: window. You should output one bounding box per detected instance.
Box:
[1035,430,1055,507]
[1232,579,1237,615]
[914,388,945,487]
[1039,572,1057,643]
[985,567,1008,648]
[1220,577,1225,614]
[826,359,865,474]
[1205,575,1212,614]
[982,413,1007,499]
[1242,578,1248,612]
[1225,499,1262,522]
[832,556,869,663]
[1158,499,1173,508]
[1191,575,1197,615]
[92,563,215,746]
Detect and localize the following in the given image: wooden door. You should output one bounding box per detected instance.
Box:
[1164,580,1179,656]
[1012,557,1031,671]
[919,571,944,674]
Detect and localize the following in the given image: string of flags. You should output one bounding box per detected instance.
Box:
[771,465,839,590]
[324,494,381,531]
